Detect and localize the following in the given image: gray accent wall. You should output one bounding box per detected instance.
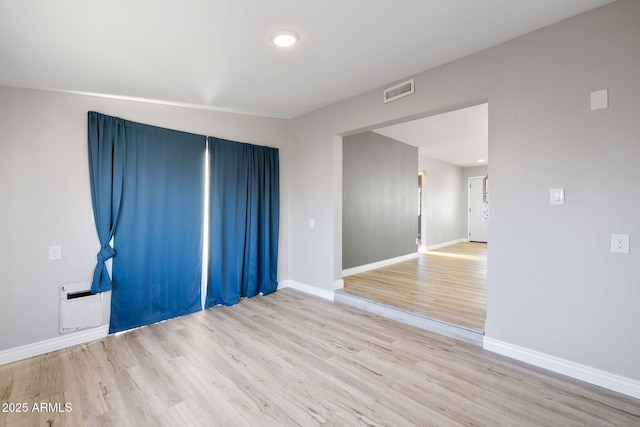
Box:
[343,132,418,269]
[289,0,640,381]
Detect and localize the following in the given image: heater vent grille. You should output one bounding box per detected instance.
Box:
[60,282,103,333]
[383,79,414,103]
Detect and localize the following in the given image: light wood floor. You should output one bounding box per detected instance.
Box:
[340,242,487,331]
[1,288,638,426]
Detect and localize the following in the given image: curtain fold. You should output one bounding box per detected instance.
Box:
[206,137,279,307]
[110,121,205,333]
[88,112,126,293]
[88,112,206,334]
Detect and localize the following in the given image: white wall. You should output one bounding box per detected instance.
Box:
[417,157,488,249]
[288,0,640,382]
[0,87,289,352]
[419,155,466,247]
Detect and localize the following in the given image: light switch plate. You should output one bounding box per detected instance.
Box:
[550,188,565,205]
[611,234,630,254]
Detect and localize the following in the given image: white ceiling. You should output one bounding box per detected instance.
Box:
[0,0,613,119]
[374,103,488,168]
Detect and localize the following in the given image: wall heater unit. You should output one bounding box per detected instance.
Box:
[59,281,103,333]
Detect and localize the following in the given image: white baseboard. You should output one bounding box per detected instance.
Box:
[342,252,420,277]
[423,238,468,252]
[334,279,344,290]
[483,337,640,399]
[278,280,335,301]
[0,325,109,366]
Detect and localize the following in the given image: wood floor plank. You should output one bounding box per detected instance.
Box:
[340,242,487,331]
[0,288,638,426]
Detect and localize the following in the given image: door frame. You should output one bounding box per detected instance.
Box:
[467,175,488,243]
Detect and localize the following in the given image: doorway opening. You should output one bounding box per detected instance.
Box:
[337,102,488,344]
[468,175,488,243]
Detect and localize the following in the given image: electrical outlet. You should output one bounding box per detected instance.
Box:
[49,245,62,261]
[611,234,630,254]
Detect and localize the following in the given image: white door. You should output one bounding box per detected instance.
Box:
[469,176,488,243]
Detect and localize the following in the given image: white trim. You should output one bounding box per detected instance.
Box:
[483,337,640,399]
[0,325,109,366]
[422,238,468,252]
[342,252,419,277]
[278,280,335,301]
[334,279,344,290]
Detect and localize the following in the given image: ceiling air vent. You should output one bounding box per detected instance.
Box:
[383,79,414,104]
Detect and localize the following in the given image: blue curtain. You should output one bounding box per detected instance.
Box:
[88,112,206,334]
[88,112,126,293]
[206,138,280,307]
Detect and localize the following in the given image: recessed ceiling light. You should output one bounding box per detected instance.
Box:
[478,159,486,163]
[270,30,299,47]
